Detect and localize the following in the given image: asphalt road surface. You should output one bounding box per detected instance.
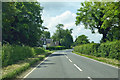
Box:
[24,49,119,80]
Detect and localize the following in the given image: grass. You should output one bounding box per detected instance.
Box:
[2,52,52,80]
[73,51,119,68]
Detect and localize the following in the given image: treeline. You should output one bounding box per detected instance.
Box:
[2,2,45,47]
[74,40,120,60]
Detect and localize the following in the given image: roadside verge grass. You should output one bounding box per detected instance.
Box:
[73,51,119,68]
[2,51,52,80]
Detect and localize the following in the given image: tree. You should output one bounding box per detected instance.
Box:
[74,35,90,46]
[91,41,94,43]
[75,2,120,42]
[60,29,73,48]
[2,2,43,46]
[43,31,50,39]
[52,24,73,48]
[102,2,120,42]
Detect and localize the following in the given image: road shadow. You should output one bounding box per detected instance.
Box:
[50,54,66,57]
[41,62,55,65]
[44,59,50,62]
[37,62,55,68]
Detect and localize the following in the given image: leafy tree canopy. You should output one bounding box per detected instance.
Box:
[52,24,73,48]
[74,35,90,46]
[43,31,50,39]
[76,2,120,42]
[2,2,44,46]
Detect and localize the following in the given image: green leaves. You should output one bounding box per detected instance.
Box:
[74,40,120,60]
[76,2,120,42]
[74,35,90,46]
[2,2,43,46]
[52,24,73,48]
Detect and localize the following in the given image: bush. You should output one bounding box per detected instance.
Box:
[34,47,45,55]
[2,44,45,67]
[74,43,99,55]
[98,41,120,60]
[46,46,66,50]
[74,40,120,60]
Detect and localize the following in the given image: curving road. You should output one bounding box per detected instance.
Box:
[24,49,119,80]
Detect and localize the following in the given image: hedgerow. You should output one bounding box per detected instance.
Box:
[74,40,120,60]
[2,44,46,67]
[46,46,66,50]
[97,41,120,60]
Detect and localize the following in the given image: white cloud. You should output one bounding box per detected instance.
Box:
[42,10,102,43]
[42,10,76,35]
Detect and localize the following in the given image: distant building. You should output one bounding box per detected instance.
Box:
[46,39,55,47]
[41,38,59,47]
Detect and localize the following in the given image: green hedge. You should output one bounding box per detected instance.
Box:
[2,44,45,67]
[46,46,66,50]
[34,47,45,55]
[2,56,46,80]
[74,43,99,55]
[74,40,120,60]
[97,41,120,59]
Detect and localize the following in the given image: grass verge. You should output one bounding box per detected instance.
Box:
[2,52,52,80]
[73,51,119,68]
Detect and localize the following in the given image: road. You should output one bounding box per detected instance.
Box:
[24,49,119,80]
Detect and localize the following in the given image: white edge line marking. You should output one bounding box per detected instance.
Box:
[74,64,82,71]
[73,53,119,69]
[68,59,72,62]
[23,54,52,78]
[88,77,92,80]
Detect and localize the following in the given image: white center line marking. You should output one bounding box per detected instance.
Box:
[68,59,72,62]
[88,77,92,80]
[66,56,69,59]
[74,64,83,71]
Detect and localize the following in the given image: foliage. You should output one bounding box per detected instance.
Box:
[46,46,66,50]
[2,44,45,67]
[34,47,45,55]
[74,40,120,60]
[98,40,120,60]
[74,51,119,67]
[2,55,46,80]
[74,43,99,55]
[76,2,120,42]
[2,2,43,46]
[52,24,73,48]
[43,31,50,39]
[74,35,90,46]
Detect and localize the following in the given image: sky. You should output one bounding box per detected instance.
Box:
[40,2,102,43]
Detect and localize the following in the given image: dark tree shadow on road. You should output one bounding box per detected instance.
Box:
[50,54,66,57]
[37,62,55,68]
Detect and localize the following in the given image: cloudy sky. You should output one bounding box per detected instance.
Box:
[40,2,102,43]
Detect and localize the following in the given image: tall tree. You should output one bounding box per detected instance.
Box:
[76,2,120,42]
[2,2,43,46]
[74,35,90,46]
[43,31,50,39]
[102,2,120,41]
[52,24,73,48]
